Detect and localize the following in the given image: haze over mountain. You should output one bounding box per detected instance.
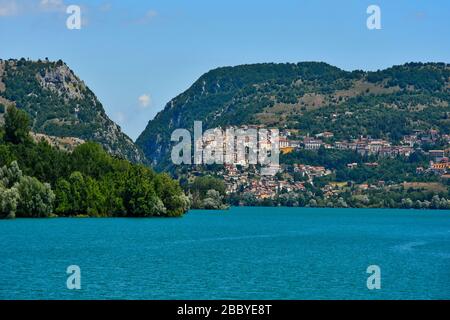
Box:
[136,62,450,169]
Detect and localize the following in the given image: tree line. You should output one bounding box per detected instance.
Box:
[0,106,190,218]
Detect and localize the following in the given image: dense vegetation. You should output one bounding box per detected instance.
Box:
[225,146,448,208]
[282,148,365,170]
[137,62,450,169]
[281,147,435,184]
[0,58,145,163]
[0,106,189,219]
[295,91,450,142]
[367,62,450,91]
[227,185,450,210]
[186,175,227,209]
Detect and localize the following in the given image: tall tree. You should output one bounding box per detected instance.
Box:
[4,105,31,144]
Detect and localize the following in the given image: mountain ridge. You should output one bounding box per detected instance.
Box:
[0,58,146,163]
[136,61,450,168]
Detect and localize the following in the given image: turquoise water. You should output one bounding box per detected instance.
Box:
[0,207,449,300]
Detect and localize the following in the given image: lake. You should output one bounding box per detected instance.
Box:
[0,207,449,300]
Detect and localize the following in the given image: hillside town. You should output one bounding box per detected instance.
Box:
[187,126,450,202]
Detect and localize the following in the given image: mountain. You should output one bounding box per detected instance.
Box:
[136,62,450,169]
[0,58,146,163]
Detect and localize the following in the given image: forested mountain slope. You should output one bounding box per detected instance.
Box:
[0,58,146,163]
[136,62,450,169]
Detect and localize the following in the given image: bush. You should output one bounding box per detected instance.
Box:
[0,185,20,219]
[16,176,55,217]
[201,189,226,210]
[0,109,190,218]
[0,160,23,188]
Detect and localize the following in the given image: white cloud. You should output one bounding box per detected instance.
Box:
[39,0,65,10]
[0,0,68,16]
[0,0,19,16]
[135,9,157,24]
[138,94,151,108]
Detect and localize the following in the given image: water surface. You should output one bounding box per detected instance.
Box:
[0,207,449,299]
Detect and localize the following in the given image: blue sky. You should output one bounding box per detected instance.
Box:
[0,0,449,140]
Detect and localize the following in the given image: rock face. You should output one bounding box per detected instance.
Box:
[0,59,146,163]
[136,62,450,169]
[30,132,85,152]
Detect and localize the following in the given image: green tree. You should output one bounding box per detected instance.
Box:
[0,145,15,167]
[190,176,226,198]
[154,172,188,216]
[55,178,71,215]
[100,173,126,216]
[188,175,225,209]
[201,189,226,209]
[68,171,86,215]
[0,108,190,218]
[16,176,55,217]
[84,176,106,216]
[0,161,23,188]
[71,142,113,179]
[4,105,31,144]
[0,185,20,219]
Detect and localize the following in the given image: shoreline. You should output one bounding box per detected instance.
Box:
[2,206,450,220]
